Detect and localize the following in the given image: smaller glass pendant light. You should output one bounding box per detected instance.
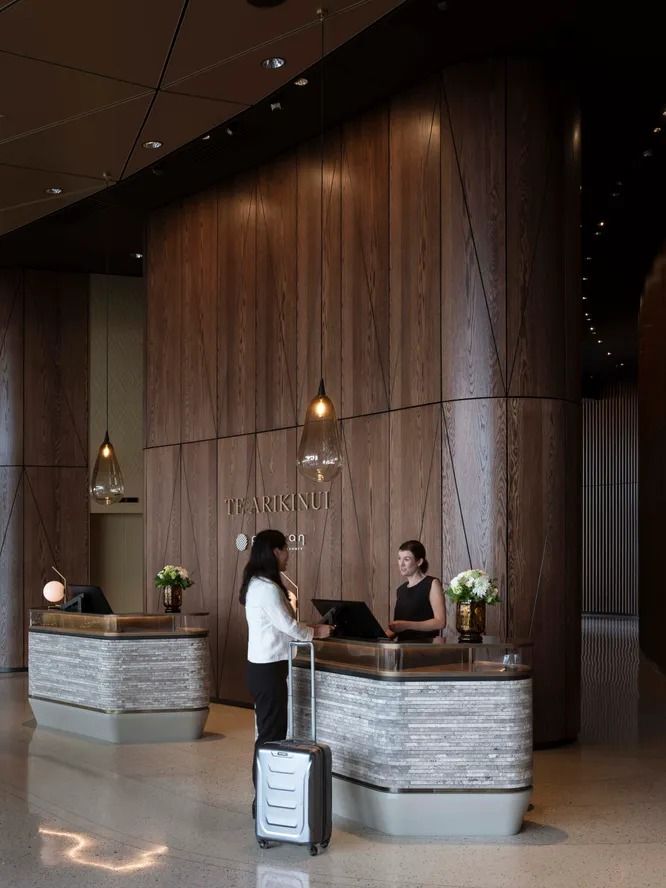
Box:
[297,378,343,482]
[90,231,124,505]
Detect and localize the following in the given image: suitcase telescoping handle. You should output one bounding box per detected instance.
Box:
[288,640,316,743]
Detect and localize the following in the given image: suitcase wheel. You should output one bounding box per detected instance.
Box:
[320,840,329,849]
[309,844,319,856]
[258,839,271,850]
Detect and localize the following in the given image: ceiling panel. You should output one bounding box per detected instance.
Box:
[124,92,246,177]
[0,94,153,181]
[0,52,150,142]
[0,0,184,87]
[324,0,405,53]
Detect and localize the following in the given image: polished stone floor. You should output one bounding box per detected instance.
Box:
[1,617,665,888]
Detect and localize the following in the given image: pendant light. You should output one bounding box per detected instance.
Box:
[297,8,343,484]
[90,194,125,505]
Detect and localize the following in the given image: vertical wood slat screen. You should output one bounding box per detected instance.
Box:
[583,381,638,615]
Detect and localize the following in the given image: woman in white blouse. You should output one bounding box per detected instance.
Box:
[240,528,333,817]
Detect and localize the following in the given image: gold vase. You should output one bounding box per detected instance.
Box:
[456,601,486,643]
[162,585,182,614]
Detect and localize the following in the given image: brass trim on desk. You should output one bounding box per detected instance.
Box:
[333,772,533,795]
[29,695,210,716]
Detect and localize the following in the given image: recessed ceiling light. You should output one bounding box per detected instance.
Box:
[585,256,592,261]
[607,351,611,356]
[262,57,286,70]
[225,126,234,136]
[611,191,620,198]
[131,252,143,260]
[643,149,653,158]
[202,134,211,141]
[598,220,605,227]
[597,339,602,343]
[582,276,588,281]
[653,127,662,134]
[594,231,601,237]
[582,296,587,301]
[45,186,63,195]
[270,101,283,112]
[142,140,163,150]
[294,77,309,87]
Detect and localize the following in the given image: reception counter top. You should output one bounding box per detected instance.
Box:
[292,638,532,836]
[28,610,209,743]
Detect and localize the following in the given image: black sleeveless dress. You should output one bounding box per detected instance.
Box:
[393,576,438,641]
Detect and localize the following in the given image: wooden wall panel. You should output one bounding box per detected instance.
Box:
[341,106,390,417]
[508,398,568,743]
[296,469,342,624]
[24,271,88,467]
[442,61,506,400]
[441,400,507,639]
[389,405,442,619]
[0,270,23,466]
[565,401,582,739]
[144,445,181,613]
[389,80,441,410]
[217,434,255,704]
[181,192,218,442]
[563,102,582,403]
[297,133,342,420]
[23,467,88,661]
[181,440,218,693]
[256,156,298,432]
[146,206,182,446]
[0,468,23,668]
[341,414,390,625]
[507,60,565,399]
[255,428,298,561]
[218,175,256,438]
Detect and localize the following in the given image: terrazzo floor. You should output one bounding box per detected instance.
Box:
[1,617,665,888]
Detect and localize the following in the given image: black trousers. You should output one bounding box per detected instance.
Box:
[247,659,289,788]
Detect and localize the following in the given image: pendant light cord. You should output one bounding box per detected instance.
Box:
[318,7,325,387]
[103,172,110,437]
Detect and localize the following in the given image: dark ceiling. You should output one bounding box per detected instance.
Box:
[0,0,663,381]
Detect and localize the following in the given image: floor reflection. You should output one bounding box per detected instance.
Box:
[256,863,310,888]
[39,826,168,873]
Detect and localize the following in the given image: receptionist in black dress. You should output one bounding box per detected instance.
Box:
[387,540,446,641]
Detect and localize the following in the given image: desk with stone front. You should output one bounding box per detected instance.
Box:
[292,638,532,837]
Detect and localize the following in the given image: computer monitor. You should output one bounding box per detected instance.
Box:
[61,585,113,615]
[311,599,388,641]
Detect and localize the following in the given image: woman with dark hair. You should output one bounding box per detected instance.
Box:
[387,540,446,641]
[240,528,333,817]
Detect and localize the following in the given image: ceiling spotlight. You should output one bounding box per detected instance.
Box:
[262,57,286,70]
[142,140,163,149]
[653,127,662,134]
[131,252,143,260]
[270,101,283,112]
[607,351,611,356]
[598,220,605,227]
[620,363,625,367]
[202,134,211,141]
[294,77,309,87]
[643,149,654,158]
[597,339,602,343]
[585,256,592,261]
[45,186,63,195]
[611,191,620,198]
[582,296,587,301]
[582,276,588,281]
[594,231,601,237]
[225,126,234,136]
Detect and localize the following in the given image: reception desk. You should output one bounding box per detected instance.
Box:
[292,638,532,837]
[28,610,209,743]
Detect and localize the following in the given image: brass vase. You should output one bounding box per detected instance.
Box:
[162,585,182,614]
[456,601,486,643]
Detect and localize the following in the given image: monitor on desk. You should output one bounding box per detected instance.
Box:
[61,585,113,615]
[311,599,388,641]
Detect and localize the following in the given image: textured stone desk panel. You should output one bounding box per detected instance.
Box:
[292,668,532,790]
[29,633,209,711]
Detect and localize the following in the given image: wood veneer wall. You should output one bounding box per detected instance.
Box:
[145,58,581,744]
[0,269,89,669]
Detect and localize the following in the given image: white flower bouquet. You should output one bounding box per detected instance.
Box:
[154,564,194,590]
[445,569,499,605]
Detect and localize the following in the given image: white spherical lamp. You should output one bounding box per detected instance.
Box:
[43,581,65,605]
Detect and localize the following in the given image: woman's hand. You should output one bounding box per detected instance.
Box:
[313,623,334,639]
[385,627,396,639]
[388,620,409,634]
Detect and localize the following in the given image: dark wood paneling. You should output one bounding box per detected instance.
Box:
[296,470,342,625]
[565,400,582,739]
[389,405,442,620]
[389,80,441,410]
[341,413,390,625]
[24,270,88,466]
[0,467,23,668]
[508,398,568,744]
[144,445,181,613]
[297,132,342,420]
[506,60,565,399]
[181,192,218,442]
[341,105,390,417]
[0,270,23,466]
[441,399,507,639]
[563,102,582,403]
[256,155,298,432]
[146,206,182,446]
[181,440,218,694]
[23,467,88,662]
[256,428,298,557]
[442,61,506,400]
[218,174,257,438]
[217,434,255,704]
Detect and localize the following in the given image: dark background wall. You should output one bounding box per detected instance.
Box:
[144,57,581,745]
[0,269,89,670]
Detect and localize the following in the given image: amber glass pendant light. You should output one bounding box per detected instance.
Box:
[297,9,343,483]
[90,210,125,505]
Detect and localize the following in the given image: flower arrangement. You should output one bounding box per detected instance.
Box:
[154,565,194,590]
[445,569,499,605]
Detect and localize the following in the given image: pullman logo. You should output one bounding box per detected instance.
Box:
[234,532,306,552]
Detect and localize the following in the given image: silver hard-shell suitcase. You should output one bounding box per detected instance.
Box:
[255,641,332,856]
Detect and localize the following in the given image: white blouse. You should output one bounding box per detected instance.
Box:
[245,576,313,663]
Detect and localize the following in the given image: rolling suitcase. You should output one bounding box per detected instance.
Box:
[255,641,332,856]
